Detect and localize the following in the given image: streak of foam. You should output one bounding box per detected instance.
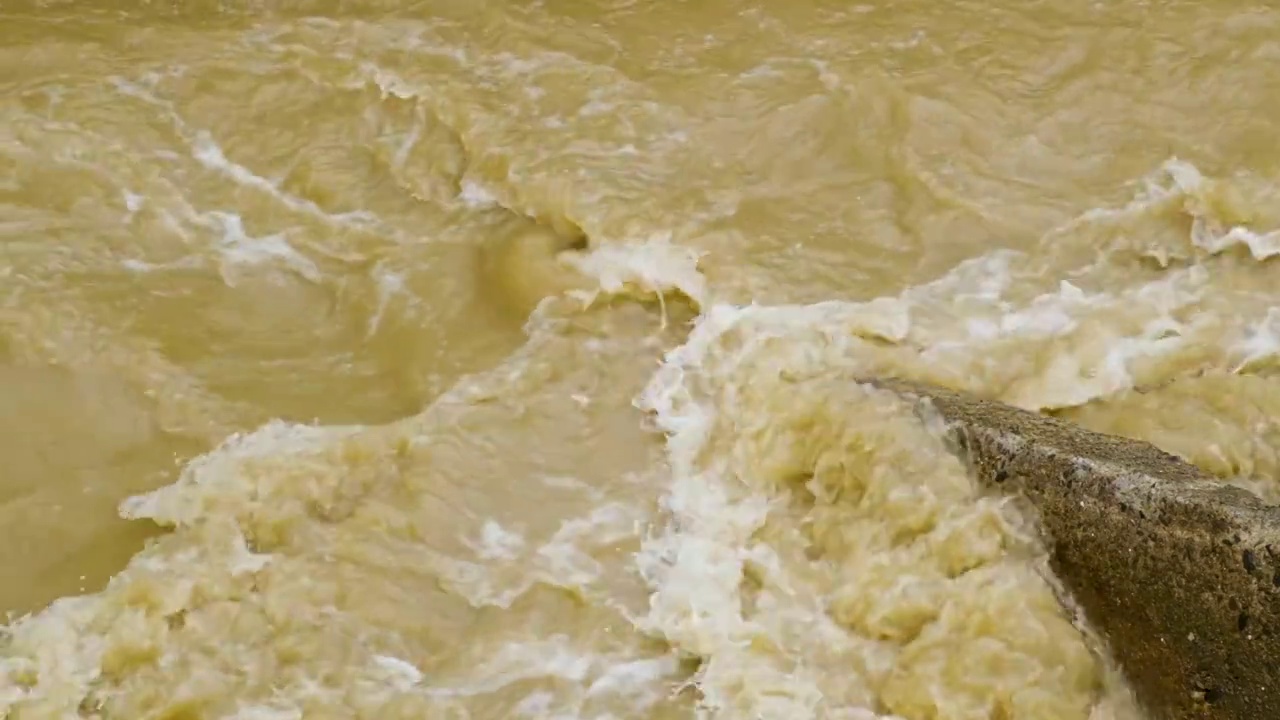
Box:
[190,132,380,228]
[425,635,682,718]
[434,501,646,610]
[200,211,324,286]
[365,263,411,338]
[109,75,387,235]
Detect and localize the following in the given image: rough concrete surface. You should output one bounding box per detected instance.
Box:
[871,379,1280,720]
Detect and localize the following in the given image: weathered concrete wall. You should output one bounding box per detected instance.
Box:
[872,379,1280,720]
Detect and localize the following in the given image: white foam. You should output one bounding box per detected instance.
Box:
[435,501,645,609]
[465,520,527,561]
[122,189,144,219]
[1073,158,1280,262]
[0,596,107,711]
[585,655,680,699]
[1166,160,1280,260]
[119,421,359,527]
[1232,306,1280,371]
[459,179,499,208]
[370,655,426,689]
[200,211,323,286]
[366,264,408,337]
[428,636,594,698]
[513,690,557,717]
[567,232,709,310]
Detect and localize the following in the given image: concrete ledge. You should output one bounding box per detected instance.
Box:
[870,379,1280,720]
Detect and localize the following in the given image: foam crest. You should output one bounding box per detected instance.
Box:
[634,338,1117,717]
[568,233,710,309]
[1067,158,1280,265]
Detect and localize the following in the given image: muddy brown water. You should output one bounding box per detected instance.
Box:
[4,2,1280,718]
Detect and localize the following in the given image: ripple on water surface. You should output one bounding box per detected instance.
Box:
[5,2,1280,719]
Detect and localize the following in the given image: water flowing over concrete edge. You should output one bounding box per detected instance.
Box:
[870,379,1280,720]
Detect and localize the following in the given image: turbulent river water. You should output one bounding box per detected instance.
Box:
[5,1,1280,718]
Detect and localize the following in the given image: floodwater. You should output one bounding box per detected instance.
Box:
[4,1,1280,718]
